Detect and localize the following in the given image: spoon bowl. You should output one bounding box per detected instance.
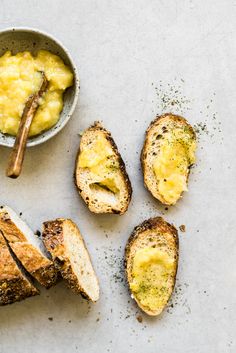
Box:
[0,27,79,147]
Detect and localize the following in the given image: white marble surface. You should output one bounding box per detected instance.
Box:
[0,1,235,352]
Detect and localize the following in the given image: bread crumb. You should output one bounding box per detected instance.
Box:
[35,230,41,237]
[179,224,186,232]
[136,315,143,323]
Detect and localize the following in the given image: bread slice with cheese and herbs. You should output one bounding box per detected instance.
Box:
[0,206,58,289]
[125,217,178,316]
[0,231,39,306]
[42,218,99,302]
[141,113,196,205]
[75,122,132,214]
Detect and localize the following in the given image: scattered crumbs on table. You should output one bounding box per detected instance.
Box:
[136,315,143,323]
[167,281,190,316]
[48,317,53,321]
[35,230,41,237]
[152,79,192,114]
[179,224,186,232]
[193,122,209,136]
[152,81,222,146]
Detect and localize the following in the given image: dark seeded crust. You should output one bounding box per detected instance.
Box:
[141,113,196,205]
[74,121,132,214]
[0,278,39,306]
[31,263,58,289]
[42,220,94,301]
[0,232,39,306]
[125,217,179,316]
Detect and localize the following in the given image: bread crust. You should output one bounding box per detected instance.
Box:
[0,232,39,305]
[74,122,132,214]
[125,217,179,316]
[42,219,99,302]
[0,207,58,289]
[141,113,196,205]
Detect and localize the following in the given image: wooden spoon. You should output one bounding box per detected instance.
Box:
[6,72,48,178]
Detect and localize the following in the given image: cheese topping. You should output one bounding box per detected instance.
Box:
[79,135,119,193]
[0,50,73,136]
[153,127,196,204]
[130,247,175,311]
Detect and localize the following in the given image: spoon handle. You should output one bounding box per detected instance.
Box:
[6,73,48,179]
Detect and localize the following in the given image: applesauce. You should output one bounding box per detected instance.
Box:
[0,50,73,136]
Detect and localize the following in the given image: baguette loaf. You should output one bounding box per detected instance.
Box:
[0,231,39,305]
[0,206,58,288]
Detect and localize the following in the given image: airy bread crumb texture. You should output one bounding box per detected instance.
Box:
[42,218,99,302]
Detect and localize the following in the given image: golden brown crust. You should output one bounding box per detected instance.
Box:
[141,113,196,205]
[42,219,98,302]
[74,122,132,215]
[0,233,39,305]
[9,243,58,289]
[0,213,26,242]
[125,217,179,255]
[0,277,38,306]
[0,208,58,289]
[125,217,179,316]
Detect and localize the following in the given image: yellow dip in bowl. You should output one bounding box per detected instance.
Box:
[0,50,74,137]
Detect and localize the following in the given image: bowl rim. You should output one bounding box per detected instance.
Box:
[0,26,79,147]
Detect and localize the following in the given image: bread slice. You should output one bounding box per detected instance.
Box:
[141,113,196,205]
[42,219,99,302]
[0,206,58,289]
[0,231,39,305]
[75,122,132,214]
[125,217,178,316]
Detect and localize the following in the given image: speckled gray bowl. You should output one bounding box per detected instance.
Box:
[0,27,79,147]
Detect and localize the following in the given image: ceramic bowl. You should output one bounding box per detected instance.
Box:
[0,27,79,147]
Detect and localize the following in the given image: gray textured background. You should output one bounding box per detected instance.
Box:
[0,1,235,352]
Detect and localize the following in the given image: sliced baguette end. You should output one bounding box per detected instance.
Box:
[0,206,58,289]
[42,219,100,302]
[0,232,39,306]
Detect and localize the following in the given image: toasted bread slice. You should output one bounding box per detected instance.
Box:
[75,122,132,214]
[0,206,58,289]
[125,217,178,316]
[42,219,99,302]
[141,114,196,205]
[0,231,39,305]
